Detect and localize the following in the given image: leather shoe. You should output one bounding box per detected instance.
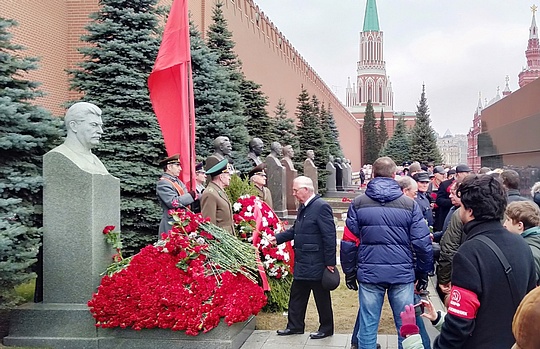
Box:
[276,328,303,336]
[309,331,332,339]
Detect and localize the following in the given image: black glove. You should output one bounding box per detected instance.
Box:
[415,272,429,293]
[345,272,358,291]
[188,190,197,200]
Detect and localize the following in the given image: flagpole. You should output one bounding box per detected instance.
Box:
[187,61,195,191]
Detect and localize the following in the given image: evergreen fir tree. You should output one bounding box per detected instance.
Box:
[206,1,243,84]
[380,116,410,165]
[0,18,63,305]
[204,1,251,172]
[240,79,275,148]
[410,84,442,164]
[190,22,247,161]
[68,0,167,254]
[310,95,330,168]
[296,88,328,191]
[272,98,298,156]
[362,100,379,164]
[378,108,388,151]
[320,103,343,158]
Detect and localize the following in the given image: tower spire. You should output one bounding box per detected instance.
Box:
[519,4,540,87]
[530,4,538,39]
[363,0,380,32]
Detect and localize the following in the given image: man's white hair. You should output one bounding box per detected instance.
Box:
[531,182,540,196]
[294,176,314,192]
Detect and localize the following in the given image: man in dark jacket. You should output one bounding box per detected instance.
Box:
[434,165,470,232]
[342,156,433,349]
[432,174,536,349]
[270,176,337,340]
[500,169,528,203]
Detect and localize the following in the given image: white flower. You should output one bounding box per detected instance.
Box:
[244,212,253,217]
[196,237,205,245]
[262,217,269,227]
[255,200,263,209]
[189,232,197,239]
[246,205,253,212]
[268,211,274,218]
[233,202,242,212]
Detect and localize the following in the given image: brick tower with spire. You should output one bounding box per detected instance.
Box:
[346,0,393,111]
[518,5,540,87]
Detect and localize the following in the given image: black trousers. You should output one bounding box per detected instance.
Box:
[286,279,334,334]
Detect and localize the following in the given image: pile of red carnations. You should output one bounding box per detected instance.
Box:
[88,210,266,335]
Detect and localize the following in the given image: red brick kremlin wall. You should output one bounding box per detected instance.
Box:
[1,0,362,169]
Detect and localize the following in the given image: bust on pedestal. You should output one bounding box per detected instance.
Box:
[303,150,318,194]
[205,136,232,171]
[326,155,336,192]
[281,145,298,215]
[265,142,287,218]
[342,158,352,189]
[5,102,120,348]
[335,157,344,191]
[247,137,263,167]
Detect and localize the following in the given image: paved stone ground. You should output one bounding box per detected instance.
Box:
[240,331,398,349]
[241,275,443,349]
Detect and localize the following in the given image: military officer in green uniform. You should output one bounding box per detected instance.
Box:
[200,159,235,234]
[249,163,273,209]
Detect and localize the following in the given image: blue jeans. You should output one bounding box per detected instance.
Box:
[352,308,360,345]
[415,294,432,349]
[357,282,414,349]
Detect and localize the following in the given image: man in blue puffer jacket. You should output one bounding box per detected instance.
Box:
[342,156,433,349]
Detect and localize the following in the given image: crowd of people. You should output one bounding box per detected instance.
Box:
[345,158,540,349]
[153,146,540,349]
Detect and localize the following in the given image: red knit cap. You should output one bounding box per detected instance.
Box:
[512,287,540,349]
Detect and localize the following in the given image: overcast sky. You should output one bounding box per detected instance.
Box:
[253,0,536,136]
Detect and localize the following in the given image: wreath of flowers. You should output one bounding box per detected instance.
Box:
[233,195,293,279]
[88,210,266,335]
[232,196,294,311]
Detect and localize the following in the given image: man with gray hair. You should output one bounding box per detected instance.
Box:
[269,176,337,340]
[50,101,108,175]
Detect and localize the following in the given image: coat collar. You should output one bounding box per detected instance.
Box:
[463,219,504,241]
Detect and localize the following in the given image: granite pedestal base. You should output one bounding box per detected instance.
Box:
[4,303,255,349]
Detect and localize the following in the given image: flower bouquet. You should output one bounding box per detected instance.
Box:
[88,210,266,335]
[232,195,294,311]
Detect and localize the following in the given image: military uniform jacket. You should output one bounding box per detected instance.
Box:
[255,185,273,209]
[200,181,235,234]
[156,173,194,235]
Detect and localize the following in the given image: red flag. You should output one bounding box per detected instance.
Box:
[148,0,196,190]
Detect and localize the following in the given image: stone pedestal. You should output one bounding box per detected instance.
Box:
[266,156,287,218]
[43,153,119,303]
[5,151,120,348]
[343,163,352,189]
[303,159,318,194]
[4,304,254,349]
[326,162,336,192]
[281,157,298,215]
[335,164,344,191]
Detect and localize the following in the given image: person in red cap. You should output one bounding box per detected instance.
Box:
[156,154,196,235]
